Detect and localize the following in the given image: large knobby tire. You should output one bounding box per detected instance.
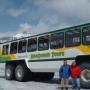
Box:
[5,64,15,80]
[15,64,32,82]
[80,63,90,89]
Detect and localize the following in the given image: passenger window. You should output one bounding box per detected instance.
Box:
[10,42,18,54]
[18,40,27,53]
[83,27,90,45]
[2,44,9,55]
[27,38,37,52]
[38,35,49,51]
[65,29,81,47]
[50,32,64,49]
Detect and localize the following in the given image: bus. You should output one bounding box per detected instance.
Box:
[0,23,90,88]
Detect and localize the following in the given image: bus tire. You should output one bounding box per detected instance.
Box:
[15,64,31,82]
[80,63,90,89]
[5,64,15,80]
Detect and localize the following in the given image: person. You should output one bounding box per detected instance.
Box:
[59,60,70,90]
[70,61,81,90]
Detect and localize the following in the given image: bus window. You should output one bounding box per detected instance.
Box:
[27,38,37,52]
[50,32,64,49]
[10,42,18,54]
[38,35,49,51]
[2,44,9,55]
[18,40,27,53]
[83,27,90,45]
[65,29,81,47]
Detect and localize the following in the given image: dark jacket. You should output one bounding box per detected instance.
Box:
[59,65,70,78]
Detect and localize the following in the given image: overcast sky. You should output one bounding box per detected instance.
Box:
[0,0,90,38]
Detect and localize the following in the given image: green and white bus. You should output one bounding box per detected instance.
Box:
[0,23,90,88]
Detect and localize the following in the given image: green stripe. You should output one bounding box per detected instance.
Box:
[0,57,11,63]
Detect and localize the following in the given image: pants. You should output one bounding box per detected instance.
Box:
[61,78,69,88]
[71,78,80,90]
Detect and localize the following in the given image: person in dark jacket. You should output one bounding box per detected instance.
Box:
[59,60,70,90]
[70,61,81,90]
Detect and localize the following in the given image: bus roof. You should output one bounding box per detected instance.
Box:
[1,23,90,44]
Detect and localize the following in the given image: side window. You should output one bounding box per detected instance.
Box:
[27,38,37,52]
[10,42,18,54]
[50,32,64,49]
[83,27,90,45]
[2,44,9,55]
[38,35,49,51]
[18,40,27,53]
[65,29,81,47]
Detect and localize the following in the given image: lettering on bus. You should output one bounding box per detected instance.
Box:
[31,53,50,59]
[52,51,64,57]
[31,51,64,59]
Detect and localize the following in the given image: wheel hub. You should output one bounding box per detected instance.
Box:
[6,69,11,77]
[81,69,90,82]
[17,69,22,78]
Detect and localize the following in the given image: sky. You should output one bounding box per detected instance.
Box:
[0,0,90,38]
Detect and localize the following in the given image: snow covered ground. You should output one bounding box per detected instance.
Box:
[0,63,89,90]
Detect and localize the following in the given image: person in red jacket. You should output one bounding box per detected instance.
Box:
[70,61,81,90]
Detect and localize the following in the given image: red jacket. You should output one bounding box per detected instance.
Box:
[70,65,81,79]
